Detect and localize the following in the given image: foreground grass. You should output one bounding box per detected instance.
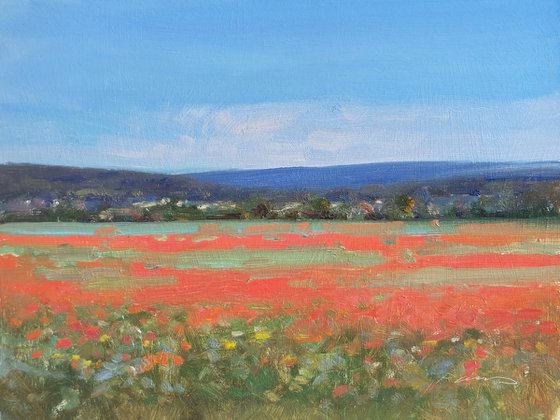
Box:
[1,301,560,420]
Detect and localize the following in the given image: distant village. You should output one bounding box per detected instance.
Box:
[2,163,560,223]
[2,182,560,223]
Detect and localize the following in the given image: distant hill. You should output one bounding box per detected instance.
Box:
[2,162,560,222]
[2,162,560,204]
[187,161,560,190]
[0,163,242,204]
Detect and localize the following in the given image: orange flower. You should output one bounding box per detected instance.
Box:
[143,352,175,368]
[172,354,184,366]
[140,356,154,372]
[279,355,298,368]
[180,340,192,351]
[158,352,169,367]
[9,318,22,328]
[31,349,43,358]
[150,353,161,365]
[128,304,142,314]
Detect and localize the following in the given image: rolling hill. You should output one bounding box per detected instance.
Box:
[187,161,560,190]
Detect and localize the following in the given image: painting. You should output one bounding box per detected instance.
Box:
[1,1,560,419]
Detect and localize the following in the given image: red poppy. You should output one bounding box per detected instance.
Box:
[332,384,350,398]
[464,359,481,377]
[55,338,73,349]
[26,329,42,340]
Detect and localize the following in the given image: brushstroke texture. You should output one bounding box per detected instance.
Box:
[2,221,560,418]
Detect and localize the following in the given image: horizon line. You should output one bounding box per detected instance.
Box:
[2,159,560,176]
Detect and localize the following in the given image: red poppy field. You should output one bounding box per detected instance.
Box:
[1,221,560,419]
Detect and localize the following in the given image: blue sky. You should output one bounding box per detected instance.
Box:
[1,0,559,171]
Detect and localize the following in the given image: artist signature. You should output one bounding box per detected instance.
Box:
[454,375,518,385]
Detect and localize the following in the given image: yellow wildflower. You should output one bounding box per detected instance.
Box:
[535,342,547,354]
[224,340,237,350]
[255,331,271,341]
[279,355,298,367]
[464,339,477,349]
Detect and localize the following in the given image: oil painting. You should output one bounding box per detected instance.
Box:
[1,1,560,419]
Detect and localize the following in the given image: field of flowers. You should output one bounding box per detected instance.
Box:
[1,221,560,419]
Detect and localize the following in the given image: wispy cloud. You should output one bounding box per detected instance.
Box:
[96,93,560,171]
[2,93,559,171]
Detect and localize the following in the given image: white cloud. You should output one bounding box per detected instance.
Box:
[198,94,555,169]
[2,93,559,172]
[96,93,560,171]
